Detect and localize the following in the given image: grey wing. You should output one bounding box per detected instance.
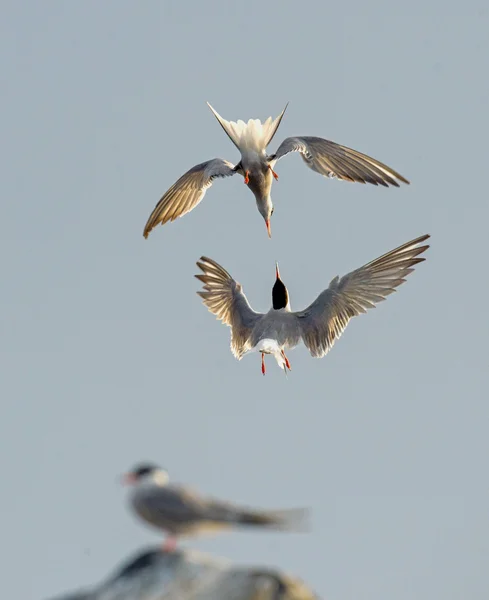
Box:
[195,257,262,359]
[269,136,409,187]
[137,486,279,531]
[143,159,237,238]
[135,485,212,532]
[294,234,430,357]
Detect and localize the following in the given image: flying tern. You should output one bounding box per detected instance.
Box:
[195,234,429,374]
[122,463,309,551]
[143,102,410,239]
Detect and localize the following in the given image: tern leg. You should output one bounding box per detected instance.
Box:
[244,171,250,185]
[268,164,279,181]
[261,353,266,376]
[281,350,291,371]
[162,535,178,553]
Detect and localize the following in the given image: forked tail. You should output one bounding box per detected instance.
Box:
[207,102,288,153]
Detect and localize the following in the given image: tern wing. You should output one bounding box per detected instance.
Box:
[143,159,236,238]
[134,485,216,531]
[294,235,429,357]
[269,136,409,187]
[136,485,308,535]
[195,256,263,359]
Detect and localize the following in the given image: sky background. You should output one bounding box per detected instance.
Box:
[1,2,488,599]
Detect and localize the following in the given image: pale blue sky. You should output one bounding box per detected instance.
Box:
[1,2,488,599]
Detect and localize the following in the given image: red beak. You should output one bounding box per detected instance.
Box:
[265,219,272,238]
[121,473,136,486]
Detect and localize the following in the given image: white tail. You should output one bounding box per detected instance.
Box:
[207,102,288,153]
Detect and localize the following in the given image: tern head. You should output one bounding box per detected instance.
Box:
[256,198,274,239]
[123,463,169,487]
[272,263,289,310]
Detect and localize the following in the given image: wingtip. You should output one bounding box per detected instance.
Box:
[397,172,411,185]
[389,172,409,186]
[405,234,430,247]
[196,256,220,274]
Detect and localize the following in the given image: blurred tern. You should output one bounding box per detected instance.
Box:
[143,102,410,239]
[195,234,429,374]
[122,463,309,551]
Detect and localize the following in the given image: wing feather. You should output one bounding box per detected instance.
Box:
[143,159,236,238]
[269,136,409,187]
[195,257,262,358]
[134,485,212,530]
[295,235,430,357]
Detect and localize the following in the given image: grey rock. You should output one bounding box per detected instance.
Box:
[47,547,319,600]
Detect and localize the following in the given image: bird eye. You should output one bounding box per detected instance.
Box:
[271,208,274,216]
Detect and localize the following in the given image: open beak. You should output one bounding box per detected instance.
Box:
[265,219,272,238]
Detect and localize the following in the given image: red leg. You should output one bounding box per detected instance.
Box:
[268,165,279,181]
[162,535,178,552]
[261,353,266,375]
[281,350,291,371]
[244,171,250,185]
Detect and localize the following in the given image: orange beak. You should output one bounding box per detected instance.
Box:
[265,219,272,238]
[275,262,280,279]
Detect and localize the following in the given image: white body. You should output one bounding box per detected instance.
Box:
[243,338,287,371]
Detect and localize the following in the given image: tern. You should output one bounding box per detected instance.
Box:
[122,463,309,551]
[143,102,410,239]
[195,234,429,374]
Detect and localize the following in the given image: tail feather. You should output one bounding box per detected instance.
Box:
[262,102,288,147]
[238,507,310,532]
[207,102,288,153]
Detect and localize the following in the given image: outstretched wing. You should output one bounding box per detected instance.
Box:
[295,234,429,357]
[143,159,237,238]
[195,257,262,359]
[269,136,409,187]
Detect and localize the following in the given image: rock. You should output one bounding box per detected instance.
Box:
[47,547,319,600]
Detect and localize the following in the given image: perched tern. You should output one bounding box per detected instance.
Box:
[122,463,309,551]
[143,103,410,239]
[195,234,430,374]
